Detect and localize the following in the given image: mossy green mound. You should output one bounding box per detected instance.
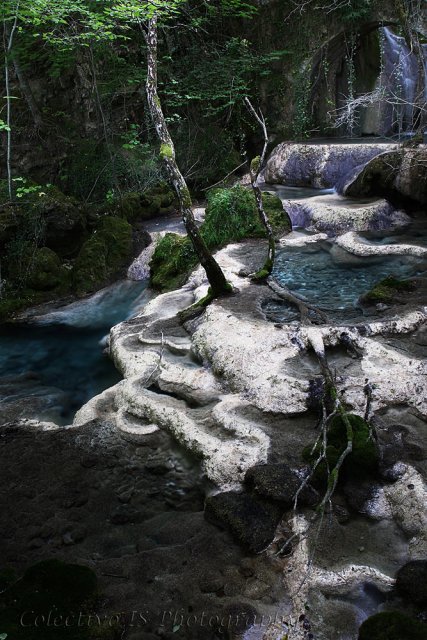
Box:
[358,611,427,640]
[150,186,291,291]
[202,185,290,246]
[303,413,378,488]
[104,185,175,223]
[0,559,111,639]
[26,247,63,291]
[150,233,197,292]
[361,275,415,304]
[73,216,133,295]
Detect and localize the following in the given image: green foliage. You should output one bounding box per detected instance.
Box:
[161,37,288,119]
[73,215,133,294]
[358,611,427,640]
[0,559,98,640]
[303,413,378,488]
[292,63,313,138]
[0,119,11,133]
[63,140,162,202]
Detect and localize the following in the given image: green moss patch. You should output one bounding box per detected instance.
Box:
[361,275,415,304]
[73,216,133,295]
[150,233,198,291]
[358,611,427,640]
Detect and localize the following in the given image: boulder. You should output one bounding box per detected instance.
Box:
[73,216,133,294]
[264,143,396,189]
[343,148,427,205]
[36,186,87,257]
[358,611,426,640]
[26,247,64,291]
[204,491,283,554]
[245,462,318,507]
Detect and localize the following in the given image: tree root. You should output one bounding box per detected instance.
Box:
[267,277,329,325]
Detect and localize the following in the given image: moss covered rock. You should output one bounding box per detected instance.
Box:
[140,183,175,219]
[204,490,284,554]
[361,275,415,304]
[73,216,133,294]
[150,232,197,291]
[358,611,426,640]
[344,148,427,205]
[395,560,427,608]
[26,247,63,291]
[202,185,290,247]
[34,186,86,258]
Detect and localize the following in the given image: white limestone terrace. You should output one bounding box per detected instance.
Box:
[263,141,398,190]
[280,193,410,235]
[335,231,427,258]
[70,234,427,491]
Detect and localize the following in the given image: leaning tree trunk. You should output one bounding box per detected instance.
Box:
[144,16,231,298]
[244,97,275,278]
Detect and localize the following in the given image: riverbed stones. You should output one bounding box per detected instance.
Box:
[245,463,319,508]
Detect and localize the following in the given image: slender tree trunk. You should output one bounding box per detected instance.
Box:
[144,15,231,298]
[245,97,275,278]
[12,53,44,129]
[3,1,20,201]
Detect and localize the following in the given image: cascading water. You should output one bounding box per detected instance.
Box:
[376,26,427,136]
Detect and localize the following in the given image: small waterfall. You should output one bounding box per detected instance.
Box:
[127,232,163,281]
[377,27,427,136]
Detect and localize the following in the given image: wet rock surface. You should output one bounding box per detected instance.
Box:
[204,491,284,554]
[0,419,285,639]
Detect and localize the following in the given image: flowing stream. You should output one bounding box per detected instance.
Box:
[0,280,150,424]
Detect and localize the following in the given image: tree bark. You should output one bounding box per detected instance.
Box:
[244,98,275,278]
[3,2,20,201]
[144,16,231,298]
[12,53,44,129]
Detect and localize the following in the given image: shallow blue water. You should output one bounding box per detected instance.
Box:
[0,280,150,423]
[266,245,422,323]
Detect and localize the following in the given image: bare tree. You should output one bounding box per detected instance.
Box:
[244,97,276,279]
